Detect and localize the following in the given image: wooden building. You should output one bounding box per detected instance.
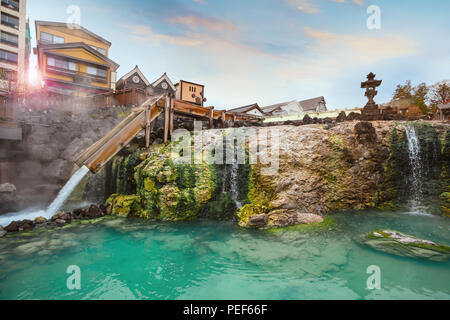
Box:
[116,65,150,92]
[262,96,327,116]
[435,102,450,120]
[229,103,266,117]
[34,21,119,97]
[175,80,205,106]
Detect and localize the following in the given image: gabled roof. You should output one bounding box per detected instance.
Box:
[229,103,265,114]
[36,42,119,70]
[262,100,297,114]
[35,21,111,46]
[117,65,150,87]
[152,73,176,91]
[299,96,325,112]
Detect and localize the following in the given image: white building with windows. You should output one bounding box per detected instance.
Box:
[0,0,27,95]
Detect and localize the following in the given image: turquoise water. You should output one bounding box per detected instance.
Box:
[0,211,449,300]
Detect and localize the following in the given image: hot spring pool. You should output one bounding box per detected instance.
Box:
[0,211,449,300]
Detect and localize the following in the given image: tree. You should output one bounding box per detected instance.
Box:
[429,80,450,106]
[413,82,429,104]
[392,80,413,101]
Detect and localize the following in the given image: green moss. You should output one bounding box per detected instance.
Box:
[106,194,142,217]
[123,140,217,221]
[237,204,269,227]
[267,217,336,233]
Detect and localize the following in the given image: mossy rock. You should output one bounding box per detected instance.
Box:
[357,229,450,262]
[237,204,269,227]
[106,194,142,217]
[440,192,450,216]
[109,141,217,222]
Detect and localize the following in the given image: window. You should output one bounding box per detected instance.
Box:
[0,49,17,64]
[0,68,16,81]
[0,31,18,46]
[1,13,19,29]
[40,32,64,44]
[89,45,107,56]
[1,0,19,11]
[87,66,107,78]
[47,56,77,72]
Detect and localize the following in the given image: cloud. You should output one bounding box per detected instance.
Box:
[303,27,419,64]
[287,0,365,13]
[168,15,238,33]
[284,0,320,14]
[333,0,365,5]
[123,22,419,108]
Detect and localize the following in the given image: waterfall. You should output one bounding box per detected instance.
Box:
[0,166,90,227]
[46,166,90,218]
[404,125,429,215]
[230,159,242,209]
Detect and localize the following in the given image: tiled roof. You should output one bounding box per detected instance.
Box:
[298,96,325,111]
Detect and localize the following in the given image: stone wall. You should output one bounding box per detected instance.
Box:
[0,106,132,213]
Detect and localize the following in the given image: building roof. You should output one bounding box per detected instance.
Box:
[152,73,176,91]
[438,103,450,110]
[299,96,325,112]
[117,66,150,87]
[229,103,264,114]
[36,42,119,70]
[35,21,112,46]
[262,100,297,114]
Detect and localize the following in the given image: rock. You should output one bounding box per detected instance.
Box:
[21,220,35,231]
[52,211,71,222]
[303,114,313,125]
[336,111,347,123]
[4,221,20,232]
[247,214,269,228]
[43,159,74,182]
[55,219,66,227]
[0,183,16,193]
[0,226,6,238]
[72,208,87,219]
[87,204,103,219]
[354,121,377,144]
[347,112,361,121]
[357,230,450,262]
[267,210,324,228]
[34,216,48,224]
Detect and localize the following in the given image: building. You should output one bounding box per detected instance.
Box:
[116,65,150,92]
[262,96,327,116]
[34,21,119,97]
[175,80,205,106]
[0,0,28,96]
[228,103,266,117]
[435,102,450,120]
[0,0,27,146]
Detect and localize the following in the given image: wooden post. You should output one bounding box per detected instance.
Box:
[164,96,170,143]
[169,97,174,137]
[221,111,226,126]
[209,107,214,129]
[145,106,151,148]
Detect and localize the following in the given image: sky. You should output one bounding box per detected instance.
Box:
[27,0,450,110]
